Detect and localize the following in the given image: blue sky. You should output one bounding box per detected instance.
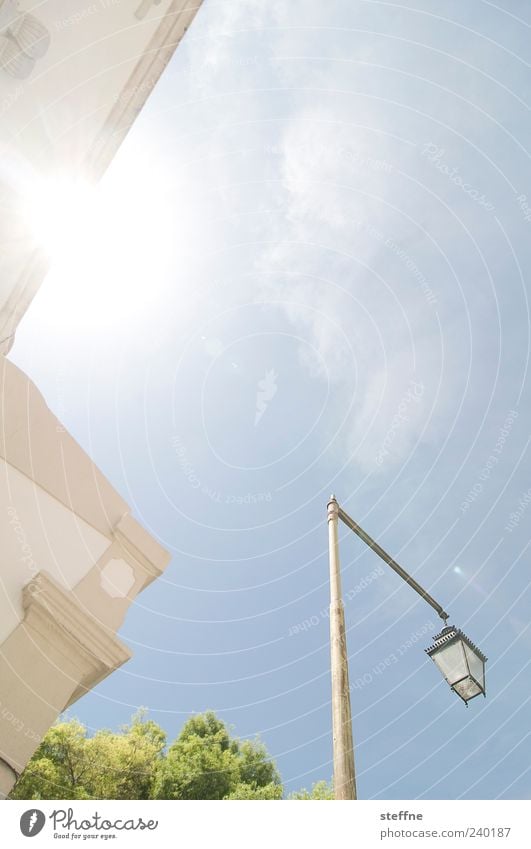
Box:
[10,0,531,798]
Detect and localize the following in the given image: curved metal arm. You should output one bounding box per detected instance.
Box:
[337,504,449,622]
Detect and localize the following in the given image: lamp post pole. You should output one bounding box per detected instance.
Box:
[326,494,458,801]
[327,495,356,800]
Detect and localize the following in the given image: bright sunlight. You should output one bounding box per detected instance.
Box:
[20,158,176,334]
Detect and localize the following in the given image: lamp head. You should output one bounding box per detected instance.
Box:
[425,625,487,704]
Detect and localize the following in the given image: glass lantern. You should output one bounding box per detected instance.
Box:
[425,625,487,704]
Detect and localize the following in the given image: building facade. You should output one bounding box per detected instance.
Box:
[0,0,202,797]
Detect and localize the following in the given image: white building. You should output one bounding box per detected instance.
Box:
[0,0,202,798]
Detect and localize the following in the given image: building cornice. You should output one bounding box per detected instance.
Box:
[87,0,203,179]
[22,571,131,673]
[113,512,170,590]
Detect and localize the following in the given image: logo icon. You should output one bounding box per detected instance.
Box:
[20,809,45,837]
[254,369,278,426]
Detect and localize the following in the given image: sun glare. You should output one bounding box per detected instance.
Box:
[26,178,102,263]
[21,168,175,332]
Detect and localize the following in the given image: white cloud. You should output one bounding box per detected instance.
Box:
[252,103,453,472]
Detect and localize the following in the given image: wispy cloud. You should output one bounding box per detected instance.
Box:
[251,101,456,472]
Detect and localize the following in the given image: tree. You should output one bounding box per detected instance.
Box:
[153,711,281,800]
[225,782,283,800]
[289,780,334,800]
[11,709,330,800]
[10,712,166,800]
[87,714,166,800]
[11,718,92,800]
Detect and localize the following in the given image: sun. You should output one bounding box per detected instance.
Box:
[19,162,176,333]
[25,177,103,265]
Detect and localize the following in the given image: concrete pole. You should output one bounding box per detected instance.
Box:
[327,495,356,800]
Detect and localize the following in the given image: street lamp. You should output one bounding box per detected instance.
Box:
[326,495,487,800]
[425,625,487,704]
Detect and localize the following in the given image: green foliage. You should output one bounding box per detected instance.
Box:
[289,780,334,800]
[11,708,332,801]
[153,710,281,800]
[238,739,278,788]
[225,782,283,800]
[12,719,91,800]
[10,711,166,801]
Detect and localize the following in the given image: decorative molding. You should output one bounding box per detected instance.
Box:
[22,571,131,673]
[136,0,164,20]
[86,0,202,179]
[100,558,136,599]
[113,513,169,589]
[0,0,50,80]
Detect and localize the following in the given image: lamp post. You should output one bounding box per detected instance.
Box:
[326,495,487,801]
[327,496,356,800]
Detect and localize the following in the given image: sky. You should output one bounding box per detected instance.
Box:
[9,0,531,799]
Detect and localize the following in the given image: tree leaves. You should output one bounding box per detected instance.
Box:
[11,710,331,800]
